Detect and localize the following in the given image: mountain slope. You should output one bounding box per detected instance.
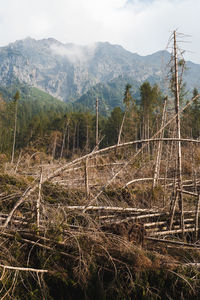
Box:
[0,37,200,105]
[75,76,141,114]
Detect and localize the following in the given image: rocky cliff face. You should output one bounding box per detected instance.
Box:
[0,37,199,102]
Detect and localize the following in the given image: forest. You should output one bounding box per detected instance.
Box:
[0,81,199,161]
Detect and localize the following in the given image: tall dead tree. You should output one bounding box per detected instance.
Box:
[11,91,20,164]
[37,167,43,232]
[153,97,167,188]
[60,118,70,159]
[96,98,99,149]
[52,132,58,159]
[85,125,89,153]
[170,31,184,233]
[73,122,77,155]
[84,158,89,198]
[117,84,133,146]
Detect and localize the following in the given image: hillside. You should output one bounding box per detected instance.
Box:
[75,76,140,114]
[0,37,200,110]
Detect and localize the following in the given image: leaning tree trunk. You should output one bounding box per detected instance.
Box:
[117,110,126,146]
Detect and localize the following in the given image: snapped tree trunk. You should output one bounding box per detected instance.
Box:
[117,110,126,146]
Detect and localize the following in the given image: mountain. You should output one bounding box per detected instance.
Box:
[0,37,200,110]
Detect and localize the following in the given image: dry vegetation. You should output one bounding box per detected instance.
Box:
[1,129,200,299]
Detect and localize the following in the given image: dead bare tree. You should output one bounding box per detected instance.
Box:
[11,91,20,164]
[84,158,89,198]
[60,118,70,159]
[153,97,167,188]
[96,97,99,149]
[37,166,43,231]
[169,31,186,234]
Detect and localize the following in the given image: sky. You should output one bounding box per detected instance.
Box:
[0,0,200,63]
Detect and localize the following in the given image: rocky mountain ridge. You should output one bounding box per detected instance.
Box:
[0,37,200,105]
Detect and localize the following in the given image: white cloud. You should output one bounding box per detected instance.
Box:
[50,43,97,63]
[0,0,200,63]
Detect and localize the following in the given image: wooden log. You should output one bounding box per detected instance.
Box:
[146,236,200,248]
[125,177,173,187]
[104,212,167,224]
[184,263,200,268]
[146,223,194,233]
[145,218,196,232]
[177,189,198,197]
[65,205,162,213]
[0,264,48,273]
[150,227,196,236]
[195,194,200,241]
[144,221,167,227]
[98,215,120,220]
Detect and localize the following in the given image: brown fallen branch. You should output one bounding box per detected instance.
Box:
[0,264,48,273]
